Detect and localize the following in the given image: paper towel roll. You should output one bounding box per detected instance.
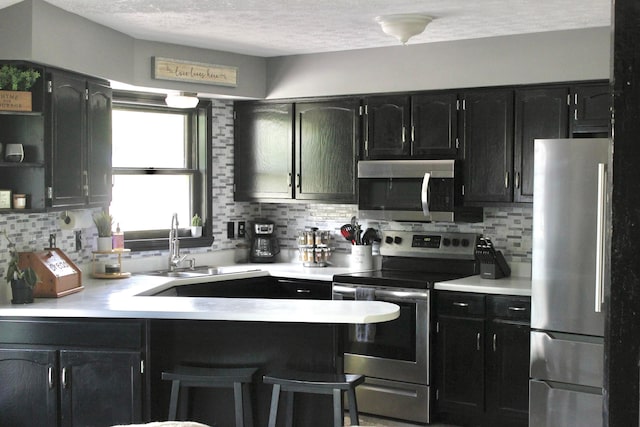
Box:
[59,210,93,230]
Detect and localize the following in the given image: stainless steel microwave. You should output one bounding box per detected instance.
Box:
[357,159,483,223]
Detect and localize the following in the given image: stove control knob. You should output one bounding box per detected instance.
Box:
[461,238,470,247]
[443,238,451,247]
[394,236,403,244]
[452,238,460,247]
[385,236,394,244]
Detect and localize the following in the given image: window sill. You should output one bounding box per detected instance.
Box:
[124,236,215,252]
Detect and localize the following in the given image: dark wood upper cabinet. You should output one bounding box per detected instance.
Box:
[295,98,360,203]
[234,102,293,200]
[234,98,359,203]
[570,83,611,135]
[47,69,112,209]
[412,92,459,159]
[86,80,112,206]
[514,87,569,203]
[462,89,514,204]
[47,71,86,208]
[363,95,411,159]
[363,92,459,160]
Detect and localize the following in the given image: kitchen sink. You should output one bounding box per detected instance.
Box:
[145,266,223,278]
[142,266,262,278]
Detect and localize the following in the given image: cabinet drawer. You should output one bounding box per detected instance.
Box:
[488,295,531,321]
[437,292,485,316]
[0,319,144,349]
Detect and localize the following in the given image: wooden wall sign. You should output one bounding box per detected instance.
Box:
[0,90,32,112]
[152,57,238,87]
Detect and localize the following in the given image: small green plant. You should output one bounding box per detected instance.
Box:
[191,214,203,227]
[2,230,39,288]
[0,65,41,91]
[93,210,114,237]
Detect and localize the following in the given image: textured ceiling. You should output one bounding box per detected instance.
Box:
[0,0,611,57]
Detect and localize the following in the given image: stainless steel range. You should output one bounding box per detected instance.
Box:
[332,230,479,424]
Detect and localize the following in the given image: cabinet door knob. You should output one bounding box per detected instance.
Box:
[492,333,497,352]
[504,171,510,189]
[476,332,481,351]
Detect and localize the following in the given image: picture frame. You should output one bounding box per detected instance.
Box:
[0,189,12,208]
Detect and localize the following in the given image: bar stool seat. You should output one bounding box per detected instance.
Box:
[263,370,365,427]
[161,365,257,427]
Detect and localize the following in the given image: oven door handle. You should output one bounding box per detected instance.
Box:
[332,284,428,302]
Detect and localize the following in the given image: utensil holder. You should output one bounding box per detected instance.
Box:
[350,245,373,271]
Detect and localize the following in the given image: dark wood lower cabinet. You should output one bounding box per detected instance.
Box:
[435,292,530,427]
[485,320,530,426]
[59,350,142,427]
[0,319,144,427]
[0,348,57,427]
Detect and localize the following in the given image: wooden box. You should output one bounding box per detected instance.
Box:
[19,249,83,298]
[0,90,32,112]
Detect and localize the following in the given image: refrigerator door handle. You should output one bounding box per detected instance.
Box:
[595,162,607,313]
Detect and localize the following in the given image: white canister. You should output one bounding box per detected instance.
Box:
[350,245,373,271]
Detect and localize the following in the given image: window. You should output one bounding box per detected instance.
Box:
[111,92,212,251]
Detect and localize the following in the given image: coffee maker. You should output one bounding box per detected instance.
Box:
[249,219,280,263]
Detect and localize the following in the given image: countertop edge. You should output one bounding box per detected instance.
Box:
[434,275,532,296]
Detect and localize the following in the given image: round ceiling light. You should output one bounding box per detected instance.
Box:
[165,93,199,109]
[375,14,434,45]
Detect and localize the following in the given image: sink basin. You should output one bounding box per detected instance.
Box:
[145,266,221,278]
[142,266,262,278]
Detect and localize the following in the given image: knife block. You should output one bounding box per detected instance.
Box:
[480,250,511,279]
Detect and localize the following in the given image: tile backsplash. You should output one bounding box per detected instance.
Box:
[0,99,532,280]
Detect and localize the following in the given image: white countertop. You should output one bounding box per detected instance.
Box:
[435,274,532,296]
[0,263,399,324]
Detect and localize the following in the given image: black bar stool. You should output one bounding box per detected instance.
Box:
[263,370,365,427]
[161,365,258,427]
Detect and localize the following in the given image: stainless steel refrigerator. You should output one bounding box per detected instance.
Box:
[530,138,611,427]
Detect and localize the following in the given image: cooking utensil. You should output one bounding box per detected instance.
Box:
[362,228,377,245]
[340,224,355,244]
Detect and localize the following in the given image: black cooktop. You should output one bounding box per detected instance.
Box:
[333,269,472,289]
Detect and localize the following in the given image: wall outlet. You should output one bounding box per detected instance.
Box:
[238,221,246,238]
[227,221,235,239]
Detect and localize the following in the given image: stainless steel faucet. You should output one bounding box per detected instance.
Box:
[169,213,193,271]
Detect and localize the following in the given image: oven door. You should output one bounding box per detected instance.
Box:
[332,283,429,384]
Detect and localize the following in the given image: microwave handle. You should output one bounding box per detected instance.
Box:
[421,172,431,217]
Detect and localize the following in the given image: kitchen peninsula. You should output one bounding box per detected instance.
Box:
[0,267,399,427]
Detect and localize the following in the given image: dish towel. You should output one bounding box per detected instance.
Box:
[355,287,377,343]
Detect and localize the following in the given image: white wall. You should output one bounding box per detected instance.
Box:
[266,27,611,99]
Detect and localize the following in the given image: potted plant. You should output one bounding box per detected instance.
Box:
[0,64,40,112]
[191,213,203,238]
[93,210,113,251]
[2,230,39,304]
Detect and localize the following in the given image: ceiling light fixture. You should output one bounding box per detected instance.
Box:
[375,13,434,45]
[165,93,199,109]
